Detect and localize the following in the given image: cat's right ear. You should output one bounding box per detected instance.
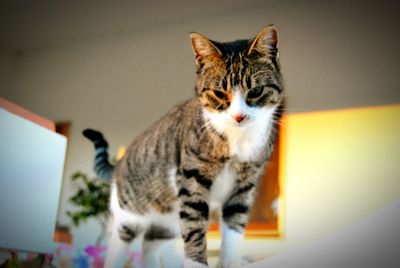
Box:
[190,32,223,68]
[247,25,278,59]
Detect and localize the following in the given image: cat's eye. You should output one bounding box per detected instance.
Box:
[213,90,225,99]
[247,86,263,99]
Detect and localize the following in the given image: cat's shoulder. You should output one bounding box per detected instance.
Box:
[166,97,201,118]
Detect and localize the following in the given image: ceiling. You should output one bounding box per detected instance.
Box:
[0,0,271,52]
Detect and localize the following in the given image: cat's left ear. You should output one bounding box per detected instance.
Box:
[247,25,278,59]
[190,32,223,67]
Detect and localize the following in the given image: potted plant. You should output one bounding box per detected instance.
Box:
[67,171,110,245]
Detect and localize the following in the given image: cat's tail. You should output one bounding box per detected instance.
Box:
[82,128,114,180]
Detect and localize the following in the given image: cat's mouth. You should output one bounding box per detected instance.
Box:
[229,119,249,128]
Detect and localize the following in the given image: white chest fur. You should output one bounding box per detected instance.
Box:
[203,104,276,162]
[226,117,273,162]
[209,162,237,210]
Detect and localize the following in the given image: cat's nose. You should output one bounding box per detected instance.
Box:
[232,114,246,123]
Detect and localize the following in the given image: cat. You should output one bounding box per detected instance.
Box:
[83,25,283,268]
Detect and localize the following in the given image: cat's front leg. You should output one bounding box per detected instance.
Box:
[180,196,209,268]
[220,162,263,268]
[178,168,212,268]
[220,222,245,268]
[220,203,249,268]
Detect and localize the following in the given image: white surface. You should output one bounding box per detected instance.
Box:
[0,108,66,253]
[246,200,400,268]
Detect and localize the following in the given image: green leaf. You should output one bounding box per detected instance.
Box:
[67,170,110,228]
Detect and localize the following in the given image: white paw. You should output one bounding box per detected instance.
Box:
[222,256,256,268]
[183,258,208,268]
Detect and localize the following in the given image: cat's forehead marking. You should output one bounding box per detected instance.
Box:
[224,54,248,90]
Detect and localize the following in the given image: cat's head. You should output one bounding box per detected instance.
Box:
[190,25,283,129]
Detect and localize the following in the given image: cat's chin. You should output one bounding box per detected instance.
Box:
[227,120,249,129]
[231,123,246,129]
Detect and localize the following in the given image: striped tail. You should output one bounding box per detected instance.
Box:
[82,129,114,180]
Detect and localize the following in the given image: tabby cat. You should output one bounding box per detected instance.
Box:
[83,25,283,268]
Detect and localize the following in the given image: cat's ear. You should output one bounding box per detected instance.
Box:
[247,25,278,59]
[190,32,223,67]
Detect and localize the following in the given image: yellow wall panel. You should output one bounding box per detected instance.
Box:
[283,105,400,245]
[237,105,400,257]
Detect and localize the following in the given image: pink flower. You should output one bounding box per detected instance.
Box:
[92,256,105,268]
[84,245,106,258]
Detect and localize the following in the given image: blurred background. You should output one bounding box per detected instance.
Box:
[1,0,399,265]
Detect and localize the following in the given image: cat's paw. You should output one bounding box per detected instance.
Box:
[183,258,208,268]
[222,260,248,268]
[222,255,257,268]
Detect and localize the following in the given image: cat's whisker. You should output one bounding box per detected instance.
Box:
[277,107,307,112]
[271,119,287,129]
[271,115,285,124]
[273,123,286,130]
[276,106,307,113]
[207,126,219,155]
[272,114,286,123]
[198,120,214,141]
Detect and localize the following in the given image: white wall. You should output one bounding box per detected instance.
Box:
[1,0,400,251]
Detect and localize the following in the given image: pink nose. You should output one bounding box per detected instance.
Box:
[233,114,246,123]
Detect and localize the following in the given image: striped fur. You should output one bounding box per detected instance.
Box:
[87,25,283,268]
[82,129,114,179]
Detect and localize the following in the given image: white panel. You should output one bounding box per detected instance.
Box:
[0,108,66,253]
[247,200,400,268]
